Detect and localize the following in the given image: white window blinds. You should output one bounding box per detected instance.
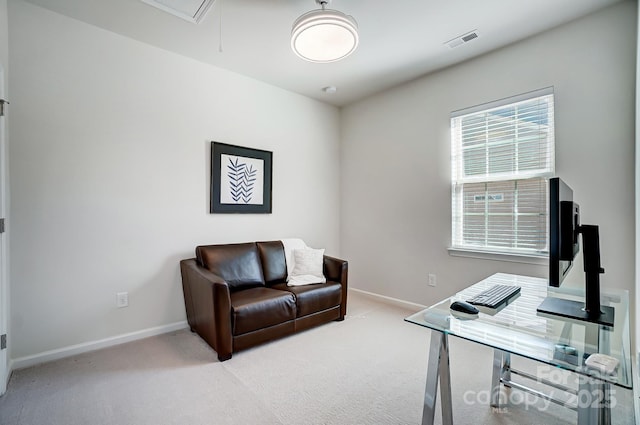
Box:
[451,88,555,255]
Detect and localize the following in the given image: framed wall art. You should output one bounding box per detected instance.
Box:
[210,142,273,214]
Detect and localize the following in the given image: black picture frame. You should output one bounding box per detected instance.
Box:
[210,142,273,214]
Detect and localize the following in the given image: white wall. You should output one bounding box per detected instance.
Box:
[341,2,636,309]
[8,0,341,359]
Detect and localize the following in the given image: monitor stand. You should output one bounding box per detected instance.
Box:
[537,224,615,327]
[537,297,614,327]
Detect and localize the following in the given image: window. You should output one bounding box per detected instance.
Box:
[451,88,554,256]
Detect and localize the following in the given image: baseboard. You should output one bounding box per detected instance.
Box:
[11,321,189,371]
[349,288,427,311]
[9,292,422,371]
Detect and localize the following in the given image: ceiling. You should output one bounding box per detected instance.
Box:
[22,0,624,106]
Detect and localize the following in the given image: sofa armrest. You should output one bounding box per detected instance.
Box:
[323,255,348,319]
[180,258,233,360]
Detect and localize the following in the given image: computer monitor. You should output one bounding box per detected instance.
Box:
[548,178,579,287]
[537,177,615,327]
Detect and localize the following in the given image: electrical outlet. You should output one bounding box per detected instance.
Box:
[116,292,129,308]
[428,274,437,287]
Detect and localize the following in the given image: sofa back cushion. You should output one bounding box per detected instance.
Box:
[256,241,287,285]
[196,243,265,291]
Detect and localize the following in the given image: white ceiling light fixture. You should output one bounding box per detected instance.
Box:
[291,0,359,63]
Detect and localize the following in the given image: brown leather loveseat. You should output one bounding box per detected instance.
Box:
[180,241,348,361]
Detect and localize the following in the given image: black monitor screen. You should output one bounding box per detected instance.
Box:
[549,177,580,287]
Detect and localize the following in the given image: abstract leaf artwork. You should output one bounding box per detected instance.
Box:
[227,157,257,203]
[220,154,264,205]
[211,142,272,214]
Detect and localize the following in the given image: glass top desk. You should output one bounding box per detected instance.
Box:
[405,273,633,425]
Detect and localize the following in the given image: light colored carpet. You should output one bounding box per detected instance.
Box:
[0,291,635,424]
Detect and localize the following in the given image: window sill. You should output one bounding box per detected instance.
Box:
[448,247,548,265]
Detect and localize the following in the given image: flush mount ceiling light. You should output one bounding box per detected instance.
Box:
[291,0,359,63]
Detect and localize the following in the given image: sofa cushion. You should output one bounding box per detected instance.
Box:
[272,282,342,317]
[196,243,265,291]
[230,287,297,335]
[256,241,287,285]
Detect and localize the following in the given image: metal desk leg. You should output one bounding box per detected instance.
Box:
[491,349,510,408]
[577,376,611,425]
[602,382,611,425]
[577,377,598,425]
[422,331,453,425]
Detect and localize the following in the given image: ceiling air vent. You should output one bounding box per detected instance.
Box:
[140,0,216,23]
[445,30,479,49]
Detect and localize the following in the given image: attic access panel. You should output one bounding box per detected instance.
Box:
[140,0,215,23]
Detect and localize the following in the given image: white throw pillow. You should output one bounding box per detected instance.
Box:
[287,248,327,286]
[281,238,308,278]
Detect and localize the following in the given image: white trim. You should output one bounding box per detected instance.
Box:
[0,64,7,396]
[2,359,9,394]
[349,288,427,311]
[448,247,549,265]
[11,321,188,370]
[633,354,640,424]
[451,86,554,118]
[635,0,640,364]
[139,0,215,23]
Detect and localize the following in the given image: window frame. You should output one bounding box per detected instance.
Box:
[450,87,555,261]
